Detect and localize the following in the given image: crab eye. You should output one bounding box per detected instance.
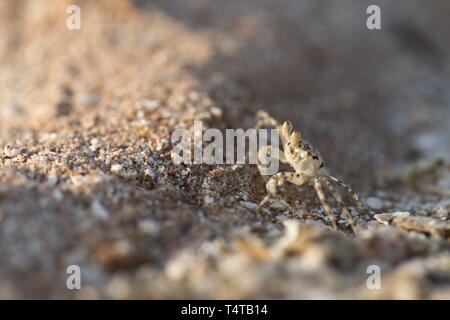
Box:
[282,121,293,137]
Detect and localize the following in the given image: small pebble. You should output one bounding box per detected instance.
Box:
[295,209,305,218]
[366,197,383,210]
[138,219,160,235]
[366,221,379,228]
[374,211,410,225]
[304,219,328,229]
[91,200,110,220]
[145,168,156,178]
[3,144,21,158]
[241,201,258,209]
[138,99,160,110]
[47,176,59,187]
[111,164,123,174]
[52,189,64,201]
[204,196,215,205]
[71,175,85,187]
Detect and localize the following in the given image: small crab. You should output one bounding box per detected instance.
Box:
[255,111,365,232]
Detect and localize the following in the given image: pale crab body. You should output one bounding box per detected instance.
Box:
[255,111,365,232]
[285,141,324,177]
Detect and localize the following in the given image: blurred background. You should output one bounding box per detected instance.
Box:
[0,0,449,299]
[1,0,450,188]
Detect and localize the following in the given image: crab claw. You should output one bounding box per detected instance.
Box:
[290,131,301,145]
[256,110,269,119]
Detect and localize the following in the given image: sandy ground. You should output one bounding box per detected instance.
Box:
[0,0,450,299]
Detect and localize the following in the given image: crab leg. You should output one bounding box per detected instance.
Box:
[327,175,365,214]
[259,172,308,207]
[254,111,281,131]
[313,178,337,229]
[323,178,357,233]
